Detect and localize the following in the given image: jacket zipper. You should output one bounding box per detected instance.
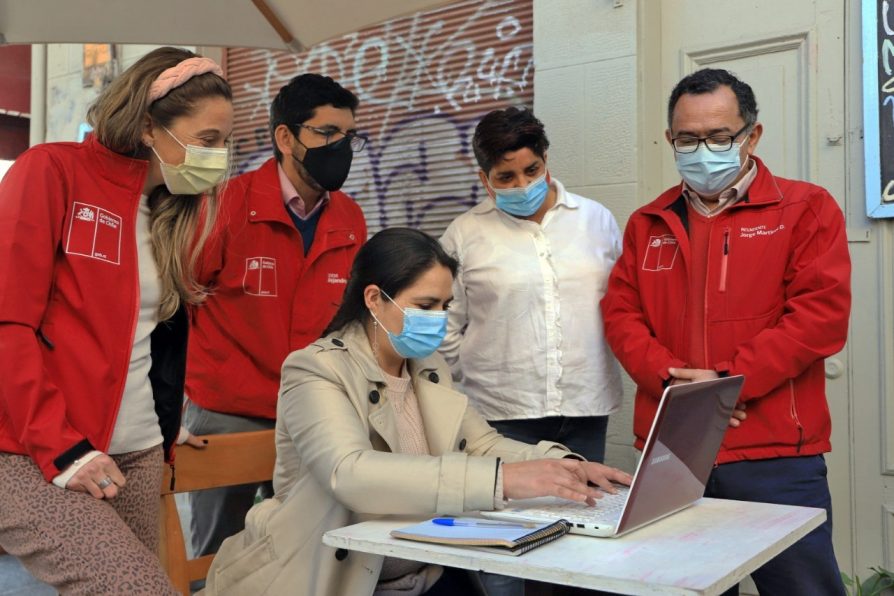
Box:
[789,379,804,453]
[703,226,713,367]
[719,228,730,293]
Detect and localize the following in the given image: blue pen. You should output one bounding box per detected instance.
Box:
[432,517,535,528]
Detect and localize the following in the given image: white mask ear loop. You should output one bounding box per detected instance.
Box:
[149,144,168,165]
[149,127,184,167]
[368,290,394,366]
[162,126,188,149]
[369,289,401,336]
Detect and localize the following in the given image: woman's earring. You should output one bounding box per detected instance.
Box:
[372,319,379,357]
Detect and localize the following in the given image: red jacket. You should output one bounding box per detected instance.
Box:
[0,138,187,481]
[186,158,366,419]
[600,158,851,463]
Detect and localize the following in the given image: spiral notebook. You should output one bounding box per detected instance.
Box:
[390,517,570,556]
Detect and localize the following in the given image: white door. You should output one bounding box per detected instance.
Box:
[642,0,853,581]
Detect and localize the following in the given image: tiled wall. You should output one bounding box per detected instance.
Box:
[533,0,639,470]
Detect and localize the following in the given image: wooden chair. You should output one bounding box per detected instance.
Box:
[159,429,276,594]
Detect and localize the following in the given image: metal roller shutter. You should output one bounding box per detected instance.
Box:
[227,0,533,237]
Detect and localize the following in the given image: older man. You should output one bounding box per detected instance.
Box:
[601,68,850,595]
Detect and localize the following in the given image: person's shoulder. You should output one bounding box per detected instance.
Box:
[768,175,843,225]
[328,189,366,220]
[279,336,350,389]
[626,198,663,222]
[449,200,498,230]
[19,141,82,166]
[285,333,346,363]
[4,143,93,188]
[749,158,832,206]
[440,202,495,252]
[285,327,371,374]
[566,190,617,218]
[224,158,277,192]
[773,175,832,200]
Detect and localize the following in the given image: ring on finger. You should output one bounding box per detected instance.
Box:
[97,476,114,490]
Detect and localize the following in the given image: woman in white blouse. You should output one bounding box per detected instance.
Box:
[440,106,623,467]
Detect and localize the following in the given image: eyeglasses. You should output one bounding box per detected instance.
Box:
[671,123,751,154]
[295,124,367,152]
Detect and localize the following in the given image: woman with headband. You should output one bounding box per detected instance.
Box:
[0,47,233,594]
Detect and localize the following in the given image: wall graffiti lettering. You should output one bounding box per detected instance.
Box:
[229,0,534,234]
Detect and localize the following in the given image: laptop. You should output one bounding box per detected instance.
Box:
[483,375,744,537]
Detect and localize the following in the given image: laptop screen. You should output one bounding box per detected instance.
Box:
[616,376,744,535]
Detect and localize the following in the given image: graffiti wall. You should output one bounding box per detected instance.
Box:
[227,0,534,235]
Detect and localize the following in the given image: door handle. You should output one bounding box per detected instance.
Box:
[825,358,844,379]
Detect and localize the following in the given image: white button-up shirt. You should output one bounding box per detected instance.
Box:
[439,179,623,421]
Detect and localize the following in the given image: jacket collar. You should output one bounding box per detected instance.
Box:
[85,135,149,190]
[336,322,467,455]
[244,158,357,264]
[247,158,296,226]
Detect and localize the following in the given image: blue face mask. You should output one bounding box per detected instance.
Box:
[675,143,744,196]
[372,290,448,359]
[491,173,549,217]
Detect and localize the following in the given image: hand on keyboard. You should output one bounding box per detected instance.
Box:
[502,460,632,506]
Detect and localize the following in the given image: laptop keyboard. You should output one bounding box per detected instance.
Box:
[515,486,631,524]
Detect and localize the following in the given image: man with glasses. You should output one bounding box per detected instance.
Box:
[602,68,850,595]
[182,74,367,572]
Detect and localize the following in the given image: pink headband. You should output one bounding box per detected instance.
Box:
[148,57,224,103]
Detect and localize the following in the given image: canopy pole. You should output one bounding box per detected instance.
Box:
[251,0,305,53]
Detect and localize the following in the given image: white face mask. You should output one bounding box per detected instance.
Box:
[151,126,229,195]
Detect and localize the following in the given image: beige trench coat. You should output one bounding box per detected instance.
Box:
[200,322,574,596]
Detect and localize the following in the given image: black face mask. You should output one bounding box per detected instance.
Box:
[293,135,354,192]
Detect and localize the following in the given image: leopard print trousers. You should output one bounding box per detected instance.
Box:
[0,445,179,595]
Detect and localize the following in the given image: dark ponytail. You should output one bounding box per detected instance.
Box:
[324,227,458,335]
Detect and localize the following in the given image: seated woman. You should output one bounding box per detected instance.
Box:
[201,227,631,596]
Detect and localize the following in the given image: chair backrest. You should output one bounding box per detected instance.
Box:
[158,429,276,594]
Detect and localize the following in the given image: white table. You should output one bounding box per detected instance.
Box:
[323,498,825,595]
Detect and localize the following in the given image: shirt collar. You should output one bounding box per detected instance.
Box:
[278,163,329,220]
[682,157,757,217]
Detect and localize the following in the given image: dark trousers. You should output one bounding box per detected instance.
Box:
[426,567,486,596]
[488,415,610,463]
[183,400,275,559]
[707,455,845,596]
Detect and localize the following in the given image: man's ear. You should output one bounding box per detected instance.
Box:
[744,122,763,156]
[478,169,493,199]
[274,124,296,160]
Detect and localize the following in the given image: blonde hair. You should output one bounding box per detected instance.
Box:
[87,47,232,320]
